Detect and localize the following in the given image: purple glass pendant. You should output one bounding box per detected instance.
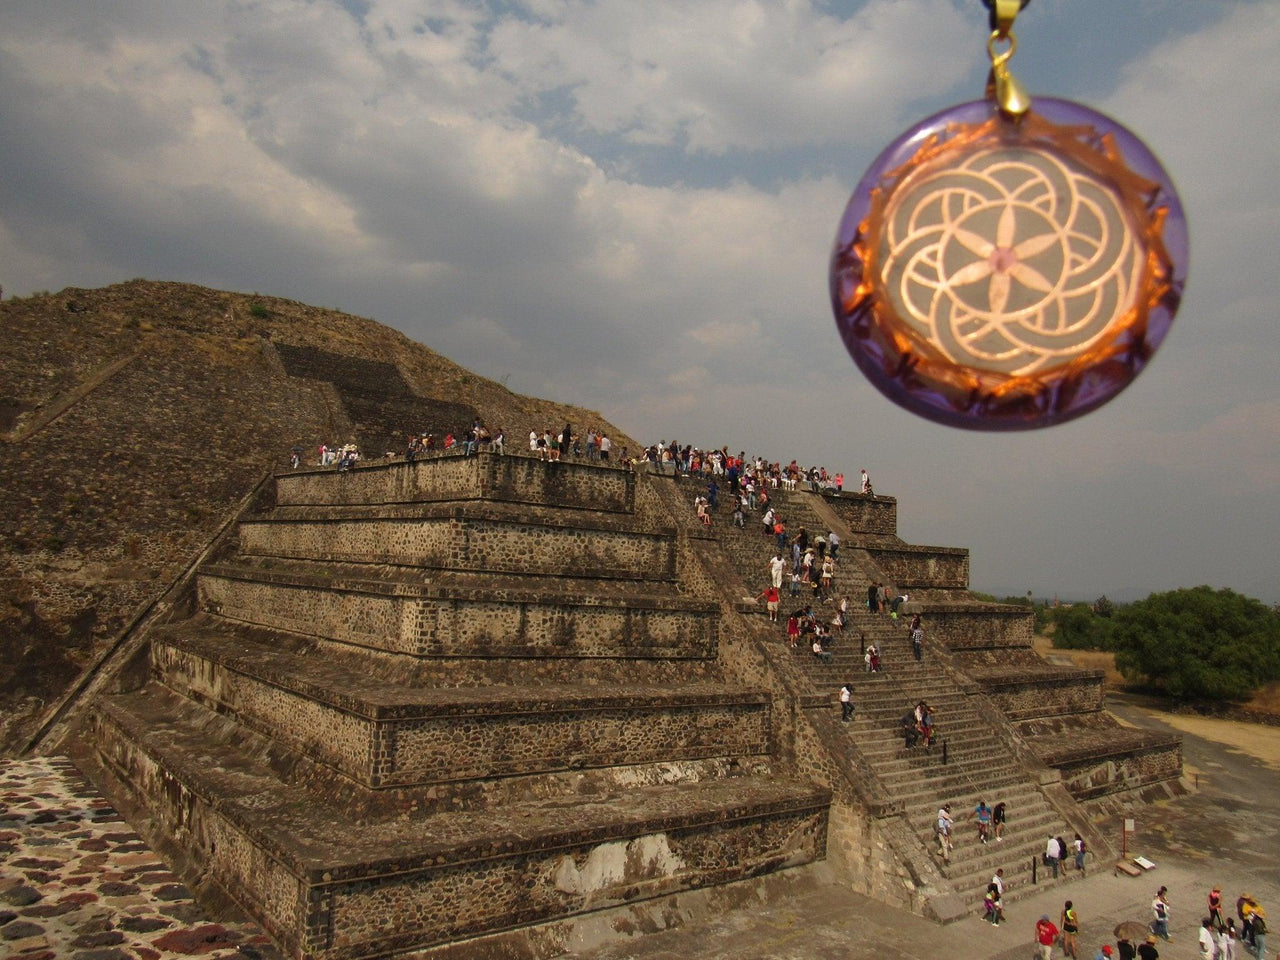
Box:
[830,97,1187,430]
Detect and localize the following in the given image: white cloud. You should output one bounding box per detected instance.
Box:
[487,0,972,152]
[1,0,1278,602]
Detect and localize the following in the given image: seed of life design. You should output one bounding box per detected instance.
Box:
[831,98,1187,430]
[881,145,1142,377]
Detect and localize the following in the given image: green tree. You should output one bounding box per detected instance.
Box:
[1112,586,1280,701]
[1051,604,1115,650]
[1093,595,1115,618]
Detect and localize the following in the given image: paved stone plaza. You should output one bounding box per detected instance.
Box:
[0,757,281,960]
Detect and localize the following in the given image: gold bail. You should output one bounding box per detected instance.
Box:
[992,0,1021,37]
[985,8,1030,118]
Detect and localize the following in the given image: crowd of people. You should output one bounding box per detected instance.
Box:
[935,799,1009,867]
[634,440,873,497]
[1194,887,1268,960]
[1021,883,1267,960]
[291,420,631,471]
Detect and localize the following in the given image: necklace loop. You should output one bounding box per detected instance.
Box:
[987,30,1017,68]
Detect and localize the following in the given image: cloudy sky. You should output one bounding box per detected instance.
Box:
[1,0,1277,604]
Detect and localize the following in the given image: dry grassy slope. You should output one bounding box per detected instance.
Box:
[0,280,635,755]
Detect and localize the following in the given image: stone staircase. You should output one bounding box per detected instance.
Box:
[689,482,1094,909]
[88,453,830,959]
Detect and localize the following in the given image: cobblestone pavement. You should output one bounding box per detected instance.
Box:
[0,756,282,960]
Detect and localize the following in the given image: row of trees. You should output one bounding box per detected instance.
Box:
[986,587,1280,702]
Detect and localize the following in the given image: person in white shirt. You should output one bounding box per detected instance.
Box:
[769,554,787,589]
[1200,918,1217,960]
[1046,836,1062,878]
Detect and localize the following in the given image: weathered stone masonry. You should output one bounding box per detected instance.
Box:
[88,451,832,959]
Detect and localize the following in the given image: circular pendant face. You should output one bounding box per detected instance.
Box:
[830,98,1187,430]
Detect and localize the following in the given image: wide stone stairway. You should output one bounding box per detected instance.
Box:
[697,483,1094,909]
[89,454,830,959]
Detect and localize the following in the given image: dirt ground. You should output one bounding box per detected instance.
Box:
[1033,635,1126,686]
[1150,711,1280,771]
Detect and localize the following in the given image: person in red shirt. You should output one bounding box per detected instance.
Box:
[1209,886,1226,930]
[1036,915,1060,960]
[756,585,781,622]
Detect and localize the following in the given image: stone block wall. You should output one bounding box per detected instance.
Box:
[276,454,635,514]
[90,707,310,947]
[921,606,1035,650]
[199,572,719,659]
[1051,739,1184,801]
[826,494,897,536]
[238,513,676,580]
[864,544,968,589]
[155,640,770,788]
[93,696,829,960]
[978,671,1106,720]
[312,806,829,960]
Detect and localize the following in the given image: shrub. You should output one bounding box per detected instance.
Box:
[1112,586,1280,701]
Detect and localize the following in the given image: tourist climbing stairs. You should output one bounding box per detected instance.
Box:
[699,482,1087,909]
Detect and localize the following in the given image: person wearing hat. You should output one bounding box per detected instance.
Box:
[1239,894,1258,947]
[1093,946,1114,960]
[1136,935,1160,960]
[1036,914,1060,960]
[1210,886,1227,931]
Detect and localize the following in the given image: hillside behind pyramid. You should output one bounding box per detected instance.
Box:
[0,280,631,754]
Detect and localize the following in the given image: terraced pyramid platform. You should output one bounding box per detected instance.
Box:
[89,453,830,959]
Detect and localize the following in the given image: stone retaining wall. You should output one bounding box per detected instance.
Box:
[276,453,634,514]
[91,708,309,947]
[863,544,968,589]
[92,702,828,960]
[199,572,718,659]
[921,607,1035,649]
[156,640,770,787]
[313,806,828,960]
[825,494,898,536]
[238,514,675,580]
[1049,738,1184,801]
[977,671,1105,720]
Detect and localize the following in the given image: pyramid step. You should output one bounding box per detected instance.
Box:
[908,793,1057,828]
[934,824,1076,884]
[92,689,830,960]
[892,776,1035,813]
[154,633,770,789]
[855,732,1008,759]
[239,500,676,580]
[275,452,637,514]
[873,756,1025,787]
[200,562,718,660]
